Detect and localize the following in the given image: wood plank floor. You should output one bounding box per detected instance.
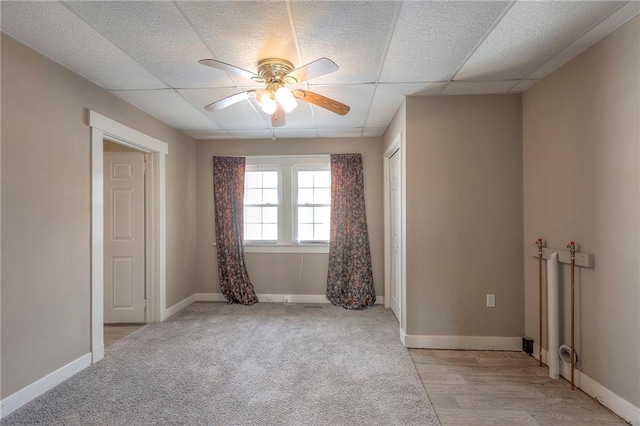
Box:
[104,324,145,347]
[409,349,628,426]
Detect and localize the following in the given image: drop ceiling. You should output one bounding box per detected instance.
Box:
[2,1,638,140]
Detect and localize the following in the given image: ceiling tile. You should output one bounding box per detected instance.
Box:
[269,103,316,129]
[456,1,623,81]
[290,1,399,85]
[0,2,167,91]
[529,2,640,79]
[178,88,268,130]
[177,1,296,88]
[113,90,219,131]
[317,128,364,138]
[227,129,274,139]
[380,2,510,83]
[509,80,538,93]
[307,84,375,128]
[63,1,235,88]
[363,128,386,138]
[366,82,446,128]
[273,129,319,139]
[441,81,516,95]
[185,130,232,140]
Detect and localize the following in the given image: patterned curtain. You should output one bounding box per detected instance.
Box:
[212,156,258,305]
[326,153,376,310]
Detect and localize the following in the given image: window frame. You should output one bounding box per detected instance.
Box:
[242,166,282,243]
[240,155,331,254]
[292,165,331,243]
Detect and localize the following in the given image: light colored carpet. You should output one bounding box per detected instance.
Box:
[2,302,440,425]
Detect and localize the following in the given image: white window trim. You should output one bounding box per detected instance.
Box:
[292,165,331,243]
[244,166,282,243]
[240,155,330,253]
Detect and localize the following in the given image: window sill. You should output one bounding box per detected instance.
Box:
[212,243,329,254]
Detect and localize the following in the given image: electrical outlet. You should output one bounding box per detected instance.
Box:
[486,294,496,308]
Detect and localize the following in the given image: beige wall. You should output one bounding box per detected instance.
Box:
[404,95,524,337]
[196,138,384,297]
[523,16,640,407]
[1,34,197,398]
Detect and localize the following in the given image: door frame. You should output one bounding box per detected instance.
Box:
[89,110,168,363]
[383,133,407,340]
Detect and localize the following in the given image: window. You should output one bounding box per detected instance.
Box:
[244,170,279,241]
[243,156,330,252]
[295,170,331,242]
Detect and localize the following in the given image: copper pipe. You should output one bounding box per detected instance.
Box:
[536,238,544,367]
[568,241,576,390]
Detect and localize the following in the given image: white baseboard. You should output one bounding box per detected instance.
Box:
[92,344,104,363]
[163,293,385,322]
[195,292,384,305]
[0,353,92,419]
[534,345,639,425]
[404,334,522,351]
[161,294,195,321]
[194,293,227,302]
[399,327,407,346]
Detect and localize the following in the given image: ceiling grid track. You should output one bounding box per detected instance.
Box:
[58,1,173,93]
[58,1,227,135]
[6,1,628,139]
[172,1,266,136]
[360,0,404,137]
[438,0,517,95]
[285,0,319,138]
[516,0,635,88]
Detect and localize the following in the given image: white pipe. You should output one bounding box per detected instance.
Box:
[547,252,560,379]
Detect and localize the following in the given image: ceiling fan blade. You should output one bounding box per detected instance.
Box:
[293,89,350,116]
[204,91,252,112]
[285,58,338,83]
[198,59,260,81]
[271,104,286,127]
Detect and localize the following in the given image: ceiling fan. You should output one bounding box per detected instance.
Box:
[198,57,350,127]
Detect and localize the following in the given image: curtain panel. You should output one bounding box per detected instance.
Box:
[326,153,376,310]
[212,156,258,305]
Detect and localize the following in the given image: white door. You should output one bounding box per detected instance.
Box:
[389,149,401,320]
[104,152,146,323]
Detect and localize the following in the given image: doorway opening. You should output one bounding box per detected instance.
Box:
[90,110,168,363]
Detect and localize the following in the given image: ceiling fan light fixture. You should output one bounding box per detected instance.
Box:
[275,87,297,113]
[254,88,269,106]
[261,96,277,115]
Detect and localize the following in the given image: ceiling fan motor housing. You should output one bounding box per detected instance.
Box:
[256,58,297,86]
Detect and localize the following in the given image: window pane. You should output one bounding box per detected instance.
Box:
[245,188,262,204]
[314,188,331,204]
[315,224,330,241]
[298,171,314,188]
[263,188,278,204]
[315,171,331,188]
[262,171,278,188]
[245,207,262,223]
[263,224,278,240]
[245,224,261,240]
[245,172,262,188]
[298,188,313,205]
[263,207,278,223]
[315,206,331,224]
[298,224,313,241]
[298,207,313,223]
